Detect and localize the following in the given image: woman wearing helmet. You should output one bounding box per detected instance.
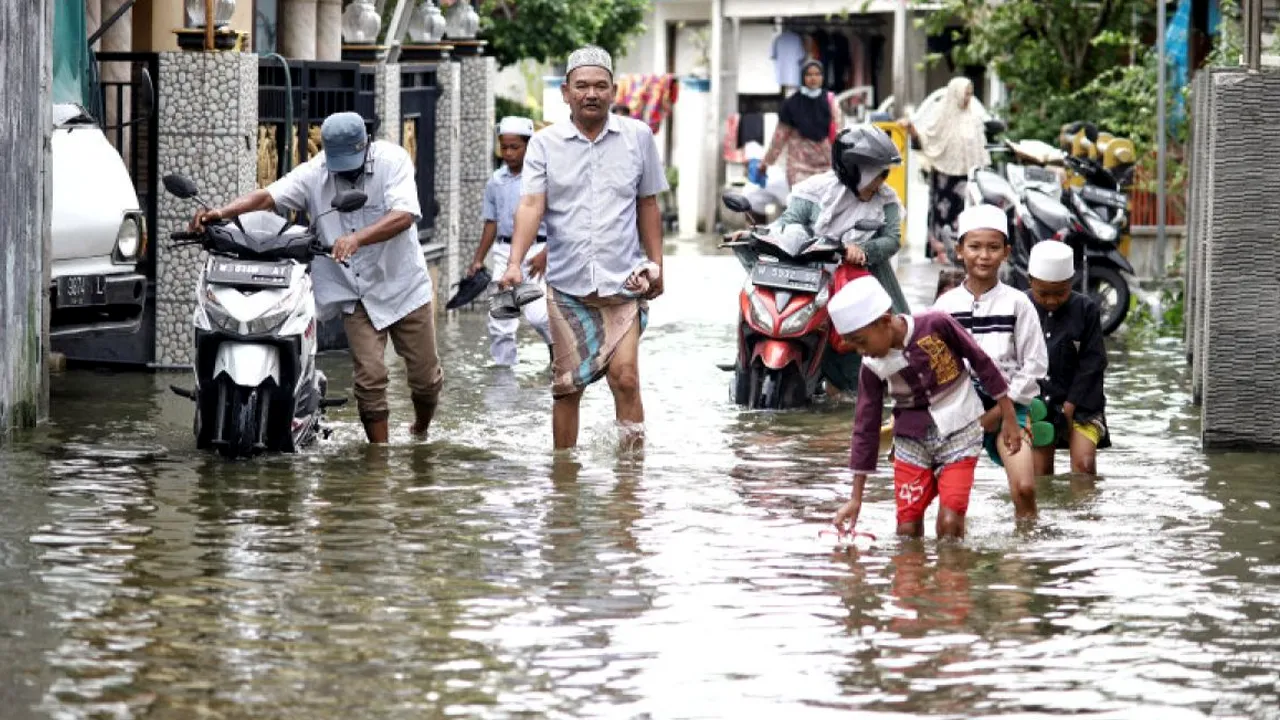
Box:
[767,125,910,393]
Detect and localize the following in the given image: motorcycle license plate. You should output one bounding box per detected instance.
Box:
[56,275,107,307]
[1081,185,1128,209]
[207,259,292,288]
[751,262,823,293]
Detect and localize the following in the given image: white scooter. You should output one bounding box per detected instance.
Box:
[162,174,361,458]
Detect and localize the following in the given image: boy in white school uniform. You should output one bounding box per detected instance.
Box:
[934,204,1049,522]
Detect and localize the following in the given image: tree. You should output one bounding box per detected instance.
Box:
[473,0,651,69]
[917,0,1147,142]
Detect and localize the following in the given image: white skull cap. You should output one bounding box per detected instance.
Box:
[1028,240,1076,282]
[957,203,1009,240]
[829,276,893,335]
[496,116,535,138]
[566,45,613,78]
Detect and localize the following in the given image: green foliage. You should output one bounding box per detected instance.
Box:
[495,94,540,125]
[917,0,1145,143]
[477,0,650,69]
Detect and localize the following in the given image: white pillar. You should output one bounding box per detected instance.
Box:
[892,0,907,116]
[676,76,709,238]
[316,0,343,61]
[705,0,725,235]
[281,0,318,60]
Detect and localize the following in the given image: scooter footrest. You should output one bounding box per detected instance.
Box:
[169,385,197,400]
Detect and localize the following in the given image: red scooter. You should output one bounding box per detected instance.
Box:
[720,193,881,409]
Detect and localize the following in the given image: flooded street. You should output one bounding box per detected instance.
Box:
[3,237,1279,719]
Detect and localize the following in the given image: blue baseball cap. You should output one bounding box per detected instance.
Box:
[321,112,370,172]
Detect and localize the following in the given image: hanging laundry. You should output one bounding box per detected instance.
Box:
[824,31,851,91]
[723,114,746,163]
[771,29,805,88]
[738,113,765,148]
[613,74,680,135]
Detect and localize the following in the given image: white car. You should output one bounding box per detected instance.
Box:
[49,103,148,364]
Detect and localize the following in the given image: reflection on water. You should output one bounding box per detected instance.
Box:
[2,247,1279,718]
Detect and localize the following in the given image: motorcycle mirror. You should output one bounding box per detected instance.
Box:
[853,219,884,232]
[721,192,753,214]
[332,190,368,213]
[163,174,200,199]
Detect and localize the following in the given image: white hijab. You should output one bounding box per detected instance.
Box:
[790,171,898,245]
[912,77,990,177]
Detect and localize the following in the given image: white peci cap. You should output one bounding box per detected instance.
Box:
[1028,240,1076,282]
[566,45,613,78]
[957,203,1008,241]
[829,276,893,335]
[496,116,535,138]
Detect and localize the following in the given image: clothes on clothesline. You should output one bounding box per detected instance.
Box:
[613,74,680,135]
[770,25,883,97]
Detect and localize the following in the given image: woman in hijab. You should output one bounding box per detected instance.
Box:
[761,60,843,188]
[903,76,990,263]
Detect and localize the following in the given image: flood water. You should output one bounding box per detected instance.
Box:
[2,238,1278,719]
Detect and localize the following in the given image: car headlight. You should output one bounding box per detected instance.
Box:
[779,302,817,336]
[1085,214,1118,243]
[114,214,142,262]
[747,291,773,331]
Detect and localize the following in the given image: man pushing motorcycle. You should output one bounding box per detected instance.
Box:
[190,111,442,444]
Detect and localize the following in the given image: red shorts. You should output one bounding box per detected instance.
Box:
[893,457,978,525]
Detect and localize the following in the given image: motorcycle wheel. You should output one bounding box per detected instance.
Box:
[732,358,751,406]
[219,385,260,459]
[1086,265,1130,335]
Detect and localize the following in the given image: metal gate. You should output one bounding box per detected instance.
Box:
[399,64,441,240]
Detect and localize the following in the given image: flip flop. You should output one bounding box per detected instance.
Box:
[1030,420,1056,447]
[488,288,520,320]
[1030,397,1049,422]
[513,282,545,307]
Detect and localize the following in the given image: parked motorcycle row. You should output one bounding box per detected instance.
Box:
[968,121,1138,336]
[719,120,1141,410]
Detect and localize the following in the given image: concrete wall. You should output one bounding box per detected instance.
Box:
[1184,68,1280,450]
[0,0,53,433]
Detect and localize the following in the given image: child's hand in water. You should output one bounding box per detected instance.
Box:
[834,498,862,532]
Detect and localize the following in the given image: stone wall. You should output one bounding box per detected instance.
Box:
[374,63,402,144]
[458,55,496,276]
[154,52,259,367]
[435,60,462,306]
[1184,68,1280,449]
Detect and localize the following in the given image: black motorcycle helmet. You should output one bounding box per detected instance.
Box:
[832,126,902,192]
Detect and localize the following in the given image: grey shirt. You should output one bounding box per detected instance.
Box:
[522,114,669,297]
[267,140,431,331]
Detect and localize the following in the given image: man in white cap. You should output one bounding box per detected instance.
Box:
[497,44,669,450]
[468,116,552,367]
[192,111,442,444]
[1026,240,1110,476]
[829,275,1021,540]
[935,203,1048,523]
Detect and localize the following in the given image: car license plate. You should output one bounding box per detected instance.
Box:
[56,275,107,307]
[206,259,292,288]
[751,262,823,293]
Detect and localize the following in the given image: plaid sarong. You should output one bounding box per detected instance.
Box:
[547,289,648,398]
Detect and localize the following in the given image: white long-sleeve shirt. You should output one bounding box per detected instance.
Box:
[933,280,1048,406]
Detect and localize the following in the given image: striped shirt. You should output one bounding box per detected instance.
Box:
[934,281,1048,406]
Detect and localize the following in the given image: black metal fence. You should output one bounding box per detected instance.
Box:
[95,52,160,279]
[258,59,378,181]
[400,64,441,239]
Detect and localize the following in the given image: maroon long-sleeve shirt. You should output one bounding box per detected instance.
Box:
[850,310,1010,473]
